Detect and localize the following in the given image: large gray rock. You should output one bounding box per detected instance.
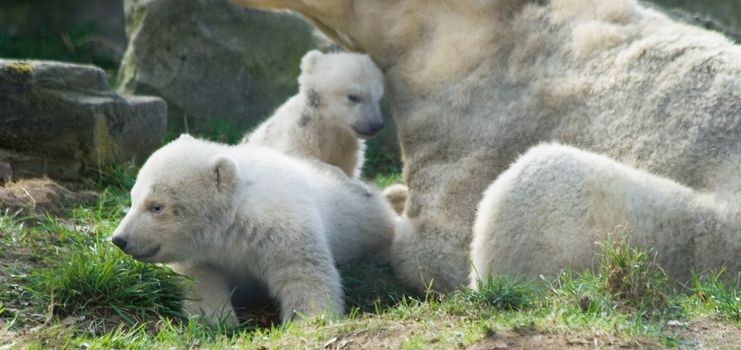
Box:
[0,60,166,180]
[117,0,318,139]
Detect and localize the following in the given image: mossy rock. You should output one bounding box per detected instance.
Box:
[0,59,167,181]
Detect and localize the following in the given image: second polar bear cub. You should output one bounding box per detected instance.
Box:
[469,143,741,288]
[245,50,385,178]
[111,135,396,324]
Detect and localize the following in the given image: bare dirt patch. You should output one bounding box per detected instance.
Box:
[677,319,741,349]
[466,326,660,350]
[0,328,22,349]
[323,327,405,350]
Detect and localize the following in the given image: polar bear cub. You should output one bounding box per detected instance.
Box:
[245,50,385,178]
[469,143,741,288]
[111,135,396,324]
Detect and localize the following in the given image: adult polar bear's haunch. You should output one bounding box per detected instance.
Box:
[469,143,741,287]
[233,0,741,291]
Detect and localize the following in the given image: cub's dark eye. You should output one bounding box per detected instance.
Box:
[149,204,164,214]
[347,94,361,103]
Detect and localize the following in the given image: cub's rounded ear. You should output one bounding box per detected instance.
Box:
[211,155,239,192]
[300,50,324,74]
[177,133,195,141]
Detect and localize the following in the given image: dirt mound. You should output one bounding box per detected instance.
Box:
[678,319,741,349]
[466,326,659,350]
[0,178,98,216]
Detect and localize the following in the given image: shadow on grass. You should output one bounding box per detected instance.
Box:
[341,261,419,314]
[230,261,418,329]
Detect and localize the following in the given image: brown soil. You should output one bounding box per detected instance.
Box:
[466,325,660,350]
[677,319,741,349]
[323,327,405,350]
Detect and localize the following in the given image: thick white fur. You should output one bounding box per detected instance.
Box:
[246,50,385,178]
[233,0,741,291]
[111,135,395,324]
[469,144,741,287]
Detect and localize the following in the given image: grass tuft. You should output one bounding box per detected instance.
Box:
[549,270,618,316]
[691,270,741,321]
[24,240,186,325]
[90,164,139,193]
[371,173,403,188]
[467,275,536,311]
[1,166,189,332]
[597,234,669,314]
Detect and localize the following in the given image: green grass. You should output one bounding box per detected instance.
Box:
[1,169,739,348]
[597,234,671,315]
[691,270,741,322]
[466,276,536,311]
[0,169,187,335]
[363,139,402,177]
[24,242,186,325]
[372,173,403,188]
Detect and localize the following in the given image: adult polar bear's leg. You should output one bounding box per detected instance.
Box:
[470,143,741,287]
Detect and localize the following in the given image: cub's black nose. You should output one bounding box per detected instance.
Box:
[370,122,383,134]
[368,121,384,134]
[112,236,127,250]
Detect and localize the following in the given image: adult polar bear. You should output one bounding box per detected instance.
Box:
[234,0,741,291]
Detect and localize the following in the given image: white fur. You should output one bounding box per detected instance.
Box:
[470,144,741,287]
[234,0,741,292]
[111,135,396,324]
[245,50,385,178]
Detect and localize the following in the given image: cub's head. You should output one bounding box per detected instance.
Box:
[299,50,385,139]
[111,135,239,263]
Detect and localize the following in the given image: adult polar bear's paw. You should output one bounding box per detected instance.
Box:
[382,183,408,215]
